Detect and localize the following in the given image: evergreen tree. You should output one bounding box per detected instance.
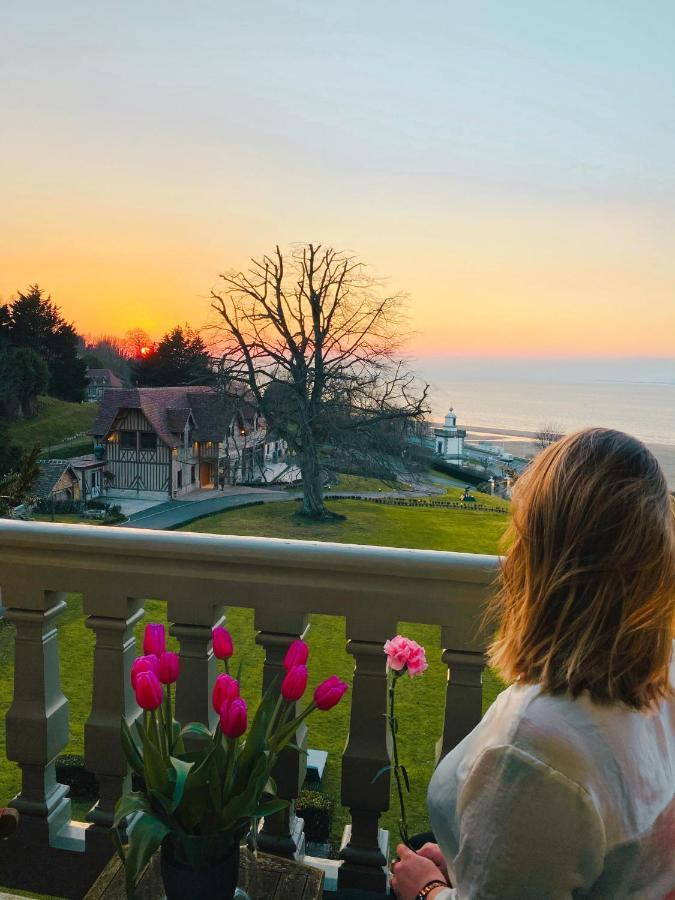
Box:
[0,341,49,420]
[131,326,214,387]
[3,285,87,402]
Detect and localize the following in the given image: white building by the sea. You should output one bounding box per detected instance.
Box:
[434,408,466,463]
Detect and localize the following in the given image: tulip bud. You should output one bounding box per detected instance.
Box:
[281,664,308,702]
[219,697,248,738]
[212,626,234,660]
[158,651,180,685]
[131,654,160,690]
[134,670,164,710]
[143,623,166,657]
[212,673,240,713]
[283,639,309,671]
[314,675,349,711]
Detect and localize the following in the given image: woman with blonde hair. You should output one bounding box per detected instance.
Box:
[391,428,675,899]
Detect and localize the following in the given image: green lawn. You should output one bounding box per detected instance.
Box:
[181,497,508,553]
[8,396,98,456]
[327,473,412,492]
[0,498,508,865]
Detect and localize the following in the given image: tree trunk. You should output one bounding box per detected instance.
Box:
[299,441,329,519]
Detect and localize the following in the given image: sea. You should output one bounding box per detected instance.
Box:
[417,357,675,486]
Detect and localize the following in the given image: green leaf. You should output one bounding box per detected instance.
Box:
[139,720,169,795]
[148,789,176,827]
[120,717,144,776]
[169,757,193,811]
[371,765,391,784]
[113,791,152,828]
[125,813,170,896]
[178,722,212,743]
[255,798,289,818]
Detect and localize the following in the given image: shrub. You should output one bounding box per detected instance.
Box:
[296,789,333,843]
[55,754,99,800]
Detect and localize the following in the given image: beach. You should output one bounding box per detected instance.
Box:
[465,426,675,489]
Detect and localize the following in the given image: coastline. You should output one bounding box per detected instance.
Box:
[463,426,675,489]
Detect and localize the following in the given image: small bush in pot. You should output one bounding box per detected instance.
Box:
[115,627,348,899]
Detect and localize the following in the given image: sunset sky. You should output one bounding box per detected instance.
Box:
[2,1,674,360]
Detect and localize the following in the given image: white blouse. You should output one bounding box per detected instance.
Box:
[427,649,675,898]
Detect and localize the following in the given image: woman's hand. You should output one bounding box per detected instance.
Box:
[416,842,450,884]
[390,843,447,899]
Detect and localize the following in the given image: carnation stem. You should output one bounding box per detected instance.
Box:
[389,672,411,848]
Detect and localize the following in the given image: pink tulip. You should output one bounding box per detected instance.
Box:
[220,697,247,738]
[383,635,427,678]
[212,626,234,660]
[212,673,240,713]
[134,670,164,710]
[281,664,308,702]
[158,651,180,685]
[143,623,166,657]
[131,654,160,690]
[314,675,349,711]
[284,639,309,671]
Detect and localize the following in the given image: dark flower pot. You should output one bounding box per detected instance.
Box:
[160,841,240,900]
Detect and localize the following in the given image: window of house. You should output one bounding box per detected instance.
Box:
[177,470,183,490]
[120,431,136,450]
[140,432,157,450]
[191,465,196,484]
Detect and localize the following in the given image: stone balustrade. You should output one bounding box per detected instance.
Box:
[0,520,499,894]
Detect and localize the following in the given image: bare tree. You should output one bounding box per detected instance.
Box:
[210,243,429,519]
[535,422,565,450]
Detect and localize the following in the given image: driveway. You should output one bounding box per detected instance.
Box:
[125,489,293,530]
[124,481,449,531]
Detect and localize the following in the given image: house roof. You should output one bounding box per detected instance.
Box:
[91,387,235,447]
[86,368,123,388]
[33,461,78,499]
[68,455,106,470]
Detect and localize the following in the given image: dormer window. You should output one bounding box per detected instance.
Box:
[120,431,136,450]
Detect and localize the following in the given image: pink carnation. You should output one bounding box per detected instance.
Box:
[383,635,427,678]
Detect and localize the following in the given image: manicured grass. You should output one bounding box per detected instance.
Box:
[327,473,411,492]
[8,397,98,455]
[436,485,510,511]
[40,438,94,460]
[0,498,508,867]
[181,498,508,553]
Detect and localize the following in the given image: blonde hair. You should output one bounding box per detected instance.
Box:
[487,428,675,710]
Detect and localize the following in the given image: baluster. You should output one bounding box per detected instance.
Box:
[83,593,144,853]
[169,600,225,730]
[338,614,396,894]
[254,609,308,859]
[436,633,485,763]
[5,589,71,846]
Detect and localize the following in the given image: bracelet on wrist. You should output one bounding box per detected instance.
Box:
[416,879,448,899]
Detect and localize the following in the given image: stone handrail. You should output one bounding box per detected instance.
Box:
[0,520,499,894]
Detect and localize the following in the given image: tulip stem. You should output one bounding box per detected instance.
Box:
[165,684,173,757]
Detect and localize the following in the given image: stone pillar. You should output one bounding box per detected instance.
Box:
[83,594,144,853]
[338,614,396,894]
[169,607,225,732]
[5,590,71,846]
[436,636,484,763]
[254,610,308,859]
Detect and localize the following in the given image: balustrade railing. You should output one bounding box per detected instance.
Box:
[0,520,499,894]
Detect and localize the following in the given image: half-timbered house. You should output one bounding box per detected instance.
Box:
[91,387,242,500]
